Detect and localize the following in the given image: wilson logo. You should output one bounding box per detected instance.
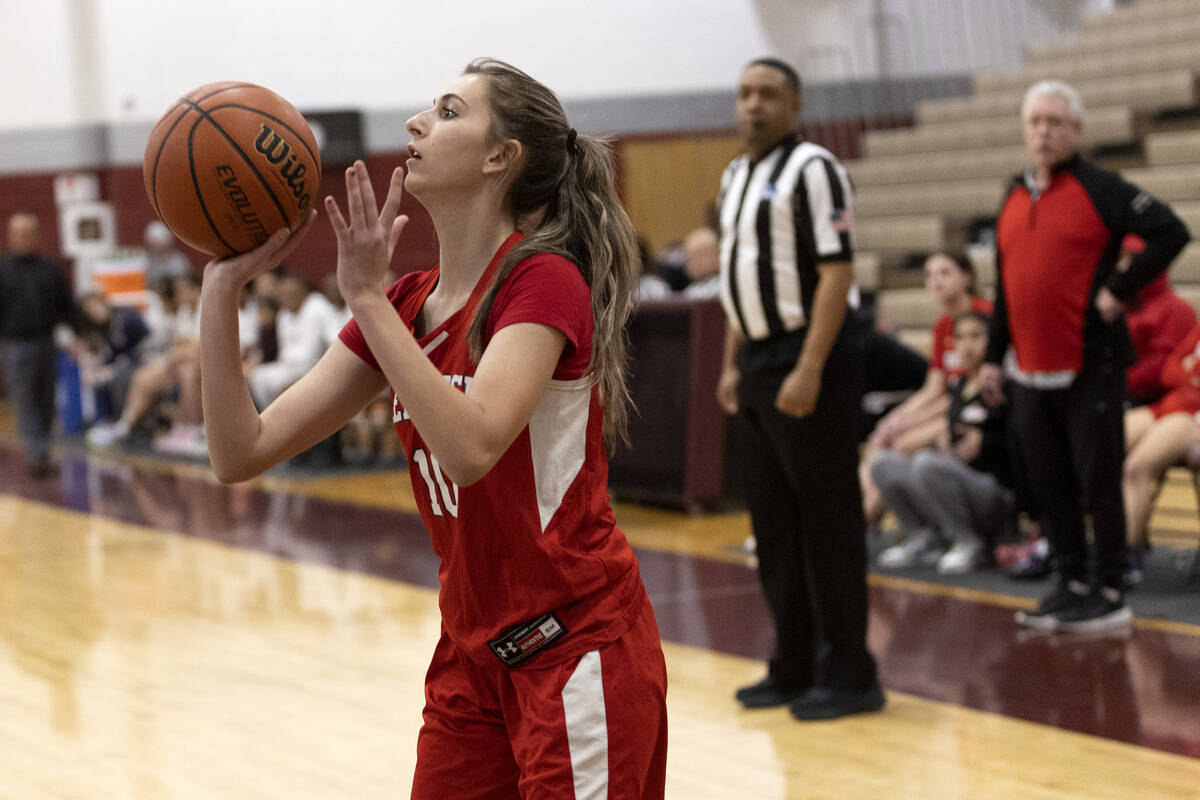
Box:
[254,124,312,212]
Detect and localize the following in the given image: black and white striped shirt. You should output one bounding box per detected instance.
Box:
[718,134,858,341]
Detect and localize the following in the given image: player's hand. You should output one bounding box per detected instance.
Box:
[869,411,901,448]
[776,361,821,417]
[204,209,317,289]
[716,367,740,415]
[980,363,1005,406]
[953,427,983,463]
[326,160,408,307]
[1095,286,1126,323]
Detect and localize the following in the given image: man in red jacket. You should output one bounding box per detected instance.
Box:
[981,80,1190,633]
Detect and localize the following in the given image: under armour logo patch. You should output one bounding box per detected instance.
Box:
[488,613,568,667]
[831,208,854,232]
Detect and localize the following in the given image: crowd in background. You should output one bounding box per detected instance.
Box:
[3,78,1200,615]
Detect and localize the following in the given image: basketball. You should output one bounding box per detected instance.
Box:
[143,81,322,257]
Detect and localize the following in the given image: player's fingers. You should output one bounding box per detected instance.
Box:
[354,160,382,222]
[325,196,349,237]
[379,167,405,229]
[387,214,409,257]
[344,165,365,229]
[273,209,318,264]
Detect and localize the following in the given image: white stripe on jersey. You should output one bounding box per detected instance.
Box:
[562,650,609,800]
[421,331,449,355]
[528,375,592,532]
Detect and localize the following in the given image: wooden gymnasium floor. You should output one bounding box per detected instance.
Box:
[2,425,1200,798]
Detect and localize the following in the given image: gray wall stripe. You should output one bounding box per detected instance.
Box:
[0,76,970,174]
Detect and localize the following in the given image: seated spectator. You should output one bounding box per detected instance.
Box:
[680,227,721,299]
[635,234,672,302]
[143,221,191,294]
[1122,320,1200,585]
[860,251,991,527]
[245,268,282,368]
[1125,267,1196,406]
[655,239,689,291]
[75,291,150,422]
[319,271,353,346]
[872,310,1014,573]
[246,272,335,409]
[86,274,203,452]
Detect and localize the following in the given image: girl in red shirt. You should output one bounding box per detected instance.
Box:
[1123,322,1200,583]
[197,59,666,799]
[861,251,991,531]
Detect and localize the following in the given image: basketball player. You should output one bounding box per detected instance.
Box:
[196,59,667,799]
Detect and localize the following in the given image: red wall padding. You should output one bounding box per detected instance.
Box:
[0,152,439,286]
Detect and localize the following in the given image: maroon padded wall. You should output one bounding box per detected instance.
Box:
[0,152,439,284]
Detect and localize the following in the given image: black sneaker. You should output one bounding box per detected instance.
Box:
[735,676,806,709]
[1124,545,1145,589]
[1014,578,1089,630]
[789,684,886,721]
[1054,586,1133,634]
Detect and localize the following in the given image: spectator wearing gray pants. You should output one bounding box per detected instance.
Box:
[873,310,1015,573]
[0,213,77,477]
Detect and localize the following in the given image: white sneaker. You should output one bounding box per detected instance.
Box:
[152,425,201,455]
[937,537,984,574]
[86,421,130,448]
[877,530,943,568]
[180,432,209,460]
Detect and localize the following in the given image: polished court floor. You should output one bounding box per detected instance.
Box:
[2,437,1200,798]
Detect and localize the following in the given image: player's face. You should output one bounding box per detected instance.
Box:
[924,253,969,308]
[1023,93,1081,173]
[403,74,500,199]
[953,317,989,374]
[736,65,800,160]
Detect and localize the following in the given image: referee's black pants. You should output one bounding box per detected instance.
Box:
[1009,361,1127,590]
[733,324,878,692]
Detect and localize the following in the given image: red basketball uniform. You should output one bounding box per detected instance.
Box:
[1150,324,1200,420]
[339,233,667,799]
[929,296,993,378]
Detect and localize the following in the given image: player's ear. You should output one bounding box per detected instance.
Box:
[483,138,523,177]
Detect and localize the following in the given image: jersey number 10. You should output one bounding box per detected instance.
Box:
[411,448,460,518]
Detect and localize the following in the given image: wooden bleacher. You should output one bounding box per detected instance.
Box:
[851,0,1200,358]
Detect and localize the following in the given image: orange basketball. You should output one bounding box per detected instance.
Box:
[143,82,322,257]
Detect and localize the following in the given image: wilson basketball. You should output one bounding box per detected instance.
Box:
[143,82,322,257]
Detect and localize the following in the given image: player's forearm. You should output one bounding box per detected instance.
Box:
[199,273,271,480]
[348,294,511,486]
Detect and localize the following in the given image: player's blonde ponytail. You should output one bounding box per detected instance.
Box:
[464,58,637,450]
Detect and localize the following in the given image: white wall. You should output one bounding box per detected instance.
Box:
[1,0,1113,131]
[754,0,1115,81]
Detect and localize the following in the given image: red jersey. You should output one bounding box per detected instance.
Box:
[1126,274,1198,402]
[1149,324,1200,418]
[930,296,993,377]
[339,233,646,668]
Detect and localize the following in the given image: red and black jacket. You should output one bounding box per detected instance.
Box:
[986,153,1190,375]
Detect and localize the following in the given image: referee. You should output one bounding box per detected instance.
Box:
[716,58,883,720]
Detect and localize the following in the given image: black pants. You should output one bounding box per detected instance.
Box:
[733,325,877,691]
[0,337,57,466]
[1009,362,1126,589]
